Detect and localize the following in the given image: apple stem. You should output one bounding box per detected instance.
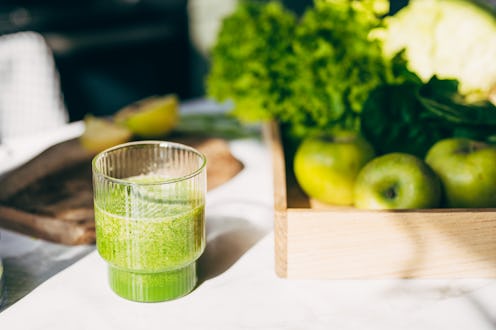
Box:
[456,140,486,154]
[384,186,397,200]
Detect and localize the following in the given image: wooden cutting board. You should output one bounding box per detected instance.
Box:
[0,135,243,245]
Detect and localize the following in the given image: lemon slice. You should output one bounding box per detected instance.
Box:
[80,115,133,153]
[115,95,179,138]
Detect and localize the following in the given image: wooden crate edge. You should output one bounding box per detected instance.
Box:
[263,122,289,278]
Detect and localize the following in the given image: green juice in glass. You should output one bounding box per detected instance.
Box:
[94,175,205,302]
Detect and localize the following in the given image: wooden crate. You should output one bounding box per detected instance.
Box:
[264,122,496,279]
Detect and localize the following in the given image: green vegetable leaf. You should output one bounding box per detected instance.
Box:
[362,76,496,158]
[207,0,399,138]
[361,81,449,158]
[419,77,496,126]
[207,1,296,122]
[282,0,390,136]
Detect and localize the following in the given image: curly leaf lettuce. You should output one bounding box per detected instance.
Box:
[207,0,401,138]
[207,1,296,122]
[283,0,393,137]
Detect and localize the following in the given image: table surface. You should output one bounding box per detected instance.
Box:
[1,101,496,330]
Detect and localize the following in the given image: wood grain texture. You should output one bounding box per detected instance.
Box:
[0,205,95,245]
[264,122,496,279]
[0,135,243,245]
[263,122,288,277]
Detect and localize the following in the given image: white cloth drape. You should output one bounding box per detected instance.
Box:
[0,32,68,140]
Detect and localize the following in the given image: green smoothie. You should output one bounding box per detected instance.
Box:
[94,175,205,302]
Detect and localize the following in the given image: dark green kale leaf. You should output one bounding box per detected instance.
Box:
[362,76,496,158]
[419,77,496,126]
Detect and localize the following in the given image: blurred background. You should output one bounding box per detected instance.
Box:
[1,0,192,125]
[0,0,493,138]
[0,0,318,126]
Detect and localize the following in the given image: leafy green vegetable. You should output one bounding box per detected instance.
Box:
[207,0,402,138]
[418,77,496,126]
[362,76,496,158]
[208,0,496,157]
[361,81,446,158]
[207,1,296,122]
[280,0,393,137]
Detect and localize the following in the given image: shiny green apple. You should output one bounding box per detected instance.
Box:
[354,153,441,210]
[293,131,375,205]
[425,138,496,208]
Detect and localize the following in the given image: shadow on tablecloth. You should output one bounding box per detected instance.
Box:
[197,200,272,284]
[0,230,93,312]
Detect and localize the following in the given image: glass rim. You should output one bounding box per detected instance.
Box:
[92,140,207,186]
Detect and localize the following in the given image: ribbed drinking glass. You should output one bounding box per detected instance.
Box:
[92,141,206,302]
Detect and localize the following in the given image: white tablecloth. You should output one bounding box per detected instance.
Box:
[1,108,496,329]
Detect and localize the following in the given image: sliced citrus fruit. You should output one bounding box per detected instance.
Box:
[115,94,179,138]
[80,115,133,153]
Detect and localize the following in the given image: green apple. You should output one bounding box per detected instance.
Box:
[425,138,496,208]
[354,153,441,210]
[293,131,375,205]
